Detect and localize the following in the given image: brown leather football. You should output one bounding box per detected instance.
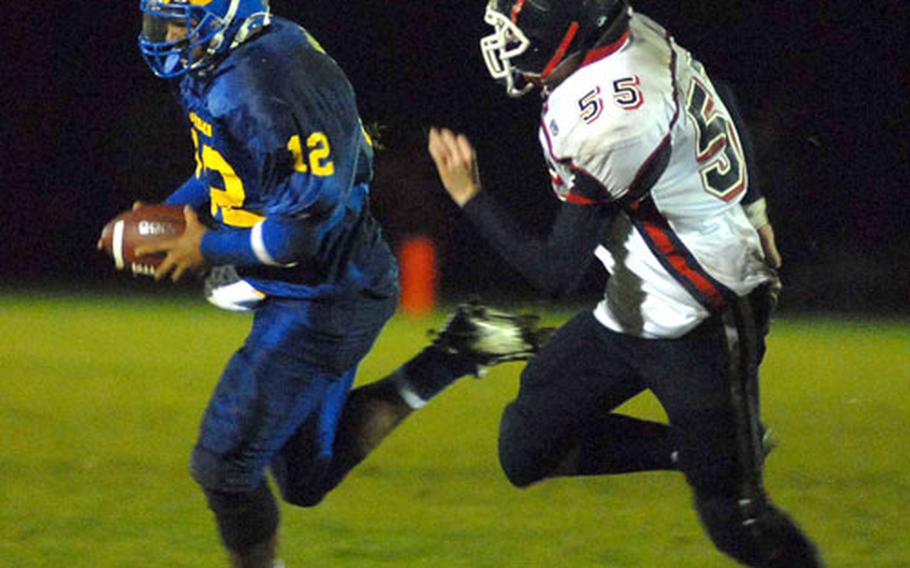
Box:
[99,204,186,277]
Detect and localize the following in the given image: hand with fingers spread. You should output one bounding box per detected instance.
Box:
[134,205,207,282]
[427,127,483,207]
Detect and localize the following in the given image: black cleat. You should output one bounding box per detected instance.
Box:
[428,301,555,367]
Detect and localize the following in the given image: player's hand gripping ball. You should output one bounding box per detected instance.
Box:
[98,204,186,277]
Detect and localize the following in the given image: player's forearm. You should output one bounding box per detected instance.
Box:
[164,175,210,209]
[715,82,774,234]
[463,192,607,296]
[743,197,770,230]
[714,81,764,205]
[200,215,321,267]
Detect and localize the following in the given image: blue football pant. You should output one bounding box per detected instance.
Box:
[190,292,397,500]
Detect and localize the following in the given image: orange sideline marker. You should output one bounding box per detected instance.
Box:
[399,236,437,316]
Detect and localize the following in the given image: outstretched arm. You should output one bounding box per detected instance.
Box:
[428,127,611,296]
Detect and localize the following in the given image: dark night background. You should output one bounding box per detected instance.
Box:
[2,1,908,313]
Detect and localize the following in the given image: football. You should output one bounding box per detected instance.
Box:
[99,204,186,277]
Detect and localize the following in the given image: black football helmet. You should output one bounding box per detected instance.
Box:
[481,0,630,97]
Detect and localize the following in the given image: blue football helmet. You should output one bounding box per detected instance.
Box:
[139,0,271,78]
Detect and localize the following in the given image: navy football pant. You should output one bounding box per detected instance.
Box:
[190,291,397,500]
[498,287,823,566]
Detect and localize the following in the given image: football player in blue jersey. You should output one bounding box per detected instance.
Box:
[129,1,553,566]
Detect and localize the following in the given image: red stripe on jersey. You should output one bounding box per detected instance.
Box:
[541,22,580,79]
[565,192,597,205]
[510,0,526,23]
[640,221,729,311]
[581,31,631,67]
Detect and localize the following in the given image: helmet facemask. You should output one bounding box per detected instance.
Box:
[139,0,240,79]
[481,0,630,98]
[480,5,536,97]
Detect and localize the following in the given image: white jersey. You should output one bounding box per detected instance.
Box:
[539,11,773,339]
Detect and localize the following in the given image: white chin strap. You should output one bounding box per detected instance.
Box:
[506,76,536,98]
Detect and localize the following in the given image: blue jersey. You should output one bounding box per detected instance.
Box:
[167,17,397,300]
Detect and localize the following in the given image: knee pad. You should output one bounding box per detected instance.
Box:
[695,493,825,567]
[203,483,280,553]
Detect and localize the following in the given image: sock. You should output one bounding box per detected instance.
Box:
[392,347,479,409]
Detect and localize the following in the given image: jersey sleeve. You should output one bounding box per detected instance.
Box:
[462,191,613,296]
[713,81,770,228]
[714,81,763,205]
[164,173,209,209]
[200,213,330,267]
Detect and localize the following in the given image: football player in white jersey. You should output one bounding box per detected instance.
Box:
[429,1,824,565]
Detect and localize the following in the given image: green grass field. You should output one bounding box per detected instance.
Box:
[1,292,908,567]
